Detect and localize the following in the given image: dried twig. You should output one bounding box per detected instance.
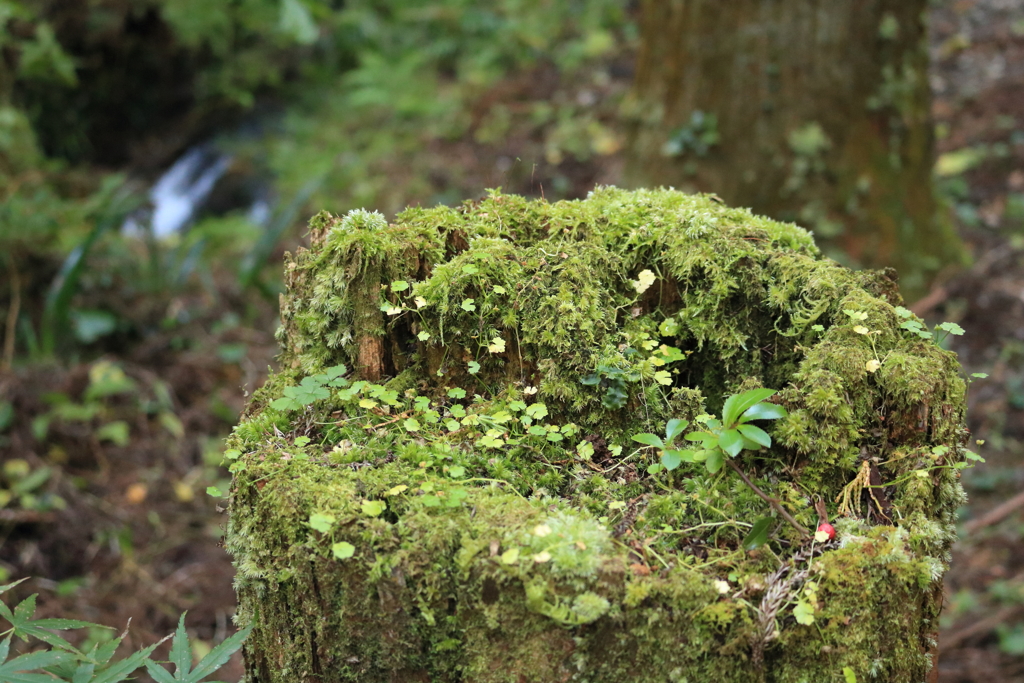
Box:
[962,489,1024,534]
[727,459,809,537]
[942,604,1024,650]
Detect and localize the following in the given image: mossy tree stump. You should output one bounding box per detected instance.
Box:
[226,188,969,682]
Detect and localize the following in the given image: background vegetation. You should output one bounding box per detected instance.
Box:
[1,0,1022,680]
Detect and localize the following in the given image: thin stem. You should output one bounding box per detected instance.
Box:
[726,458,809,537]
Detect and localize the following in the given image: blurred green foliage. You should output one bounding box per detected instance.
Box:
[0,0,631,363]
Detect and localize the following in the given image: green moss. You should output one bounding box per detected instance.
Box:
[228,187,968,682]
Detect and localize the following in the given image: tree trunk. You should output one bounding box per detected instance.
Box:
[228,189,969,683]
[624,0,963,300]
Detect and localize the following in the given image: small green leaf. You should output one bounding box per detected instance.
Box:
[665,418,689,442]
[661,450,682,471]
[96,421,130,447]
[742,517,773,550]
[461,264,479,275]
[971,372,988,379]
[525,403,548,420]
[448,465,466,479]
[447,387,467,399]
[937,321,965,336]
[404,418,421,432]
[740,402,787,422]
[647,463,663,475]
[158,411,183,438]
[308,513,336,533]
[705,449,724,474]
[467,361,481,375]
[737,424,771,448]
[206,486,223,498]
[685,431,717,446]
[417,331,431,341]
[894,306,913,319]
[722,389,776,426]
[843,666,858,683]
[500,547,520,564]
[390,280,409,292]
[332,542,355,560]
[361,500,386,517]
[270,396,300,411]
[325,364,348,381]
[718,429,744,457]
[461,298,476,312]
[793,600,815,625]
[632,433,665,448]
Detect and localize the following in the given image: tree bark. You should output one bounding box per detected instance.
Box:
[624,0,963,300]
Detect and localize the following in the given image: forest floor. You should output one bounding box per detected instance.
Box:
[2,1,1024,681]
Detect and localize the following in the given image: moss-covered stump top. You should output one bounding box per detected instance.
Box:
[227,188,970,683]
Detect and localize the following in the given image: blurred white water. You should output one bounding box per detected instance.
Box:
[124,146,232,237]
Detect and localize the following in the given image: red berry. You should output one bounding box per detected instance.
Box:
[817,522,836,541]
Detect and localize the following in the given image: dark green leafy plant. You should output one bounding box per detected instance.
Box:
[0,578,250,683]
[661,110,720,157]
[270,364,349,411]
[633,388,806,536]
[894,306,965,344]
[146,613,253,683]
[579,362,639,409]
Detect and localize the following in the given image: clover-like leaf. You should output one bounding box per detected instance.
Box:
[361,500,386,517]
[308,513,336,533]
[332,542,355,560]
[793,601,815,625]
